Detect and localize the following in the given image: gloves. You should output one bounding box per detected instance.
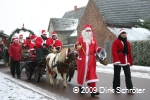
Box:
[97,47,101,53]
[56,47,60,51]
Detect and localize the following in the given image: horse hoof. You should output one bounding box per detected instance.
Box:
[63,86,67,88]
[68,79,71,82]
[50,83,54,86]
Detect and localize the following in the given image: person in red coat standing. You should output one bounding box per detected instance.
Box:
[35,30,52,61]
[9,37,22,78]
[75,24,101,97]
[51,31,63,52]
[112,28,134,93]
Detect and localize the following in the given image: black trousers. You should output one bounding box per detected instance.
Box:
[36,48,49,61]
[113,65,133,90]
[11,60,21,76]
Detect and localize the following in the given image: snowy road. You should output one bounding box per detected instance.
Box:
[0,72,69,100]
[0,61,150,100]
[96,63,150,79]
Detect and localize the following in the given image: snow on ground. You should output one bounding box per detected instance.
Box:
[0,61,150,100]
[0,72,69,100]
[96,62,150,79]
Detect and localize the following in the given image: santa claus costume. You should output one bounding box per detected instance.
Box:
[35,30,52,49]
[19,34,25,45]
[51,31,63,51]
[112,28,133,93]
[75,24,101,96]
[35,30,52,61]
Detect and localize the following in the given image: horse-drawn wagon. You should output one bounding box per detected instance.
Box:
[21,46,52,82]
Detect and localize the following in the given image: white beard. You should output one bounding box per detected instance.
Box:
[19,39,24,43]
[81,30,92,45]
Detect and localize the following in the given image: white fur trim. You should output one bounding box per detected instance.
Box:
[82,43,89,86]
[42,32,47,34]
[31,41,35,44]
[85,27,91,31]
[86,79,99,83]
[66,48,68,59]
[113,62,121,65]
[41,37,46,46]
[77,57,82,60]
[52,40,56,45]
[28,48,35,52]
[118,63,130,66]
[119,30,126,34]
[14,39,19,41]
[125,55,127,64]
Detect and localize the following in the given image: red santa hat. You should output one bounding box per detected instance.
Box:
[28,44,35,52]
[119,28,126,35]
[52,31,57,36]
[19,34,23,36]
[84,24,92,31]
[31,35,37,40]
[12,37,19,41]
[41,30,47,35]
[84,24,94,43]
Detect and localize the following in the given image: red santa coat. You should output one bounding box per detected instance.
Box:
[9,43,22,61]
[35,37,52,49]
[112,39,133,66]
[52,39,63,50]
[75,36,100,86]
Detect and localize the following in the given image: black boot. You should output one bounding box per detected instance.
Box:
[17,75,21,79]
[91,92,100,97]
[12,75,15,78]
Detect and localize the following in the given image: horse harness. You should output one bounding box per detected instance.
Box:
[51,51,76,69]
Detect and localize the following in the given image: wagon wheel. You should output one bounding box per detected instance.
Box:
[25,66,32,80]
[34,67,41,82]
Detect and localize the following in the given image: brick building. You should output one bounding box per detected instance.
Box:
[62,0,150,63]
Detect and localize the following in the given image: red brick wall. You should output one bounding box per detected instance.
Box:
[77,0,117,47]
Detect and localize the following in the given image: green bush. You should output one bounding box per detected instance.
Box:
[130,40,150,66]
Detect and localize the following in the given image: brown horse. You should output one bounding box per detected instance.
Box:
[46,48,77,88]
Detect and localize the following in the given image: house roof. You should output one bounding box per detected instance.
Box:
[69,30,77,37]
[94,0,150,27]
[48,18,79,31]
[62,6,86,20]
[107,27,150,41]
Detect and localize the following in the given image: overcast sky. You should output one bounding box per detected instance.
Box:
[0,0,88,36]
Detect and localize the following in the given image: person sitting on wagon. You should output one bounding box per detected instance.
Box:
[19,34,25,46]
[24,33,37,49]
[28,46,36,61]
[2,37,7,47]
[35,30,52,62]
[51,31,63,53]
[29,33,37,44]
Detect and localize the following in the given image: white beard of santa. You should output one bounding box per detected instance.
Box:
[81,30,92,45]
[19,39,24,43]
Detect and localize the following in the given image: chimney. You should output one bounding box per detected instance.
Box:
[74,6,77,13]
